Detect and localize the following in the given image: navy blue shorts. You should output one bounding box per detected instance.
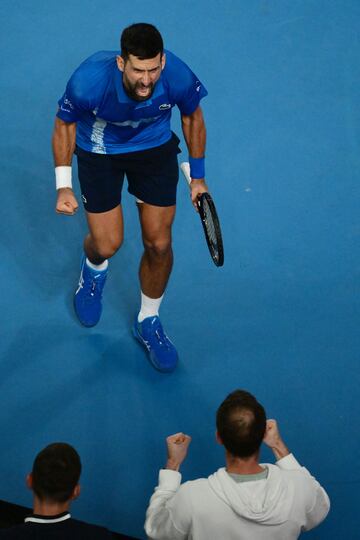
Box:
[75,133,181,213]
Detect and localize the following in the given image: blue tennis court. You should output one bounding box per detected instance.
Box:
[0,1,359,538]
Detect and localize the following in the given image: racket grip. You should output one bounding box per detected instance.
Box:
[180,162,192,187]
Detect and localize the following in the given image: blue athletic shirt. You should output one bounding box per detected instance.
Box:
[57,50,208,154]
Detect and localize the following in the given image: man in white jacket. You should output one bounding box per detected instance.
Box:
[145,389,330,540]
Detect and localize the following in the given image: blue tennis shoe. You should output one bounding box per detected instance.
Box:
[74,257,108,327]
[133,316,178,373]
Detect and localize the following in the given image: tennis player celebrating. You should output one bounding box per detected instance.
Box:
[53,23,208,372]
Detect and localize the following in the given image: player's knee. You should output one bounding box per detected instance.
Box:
[144,237,172,258]
[94,236,123,259]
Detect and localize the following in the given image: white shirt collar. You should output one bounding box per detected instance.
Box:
[25,513,71,524]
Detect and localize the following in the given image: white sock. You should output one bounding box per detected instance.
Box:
[86,258,108,272]
[138,292,164,322]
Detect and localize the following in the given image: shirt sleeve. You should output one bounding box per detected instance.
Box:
[144,470,192,540]
[303,482,330,531]
[165,53,208,116]
[276,454,330,530]
[56,74,93,123]
[276,453,302,470]
[57,91,82,123]
[176,74,208,116]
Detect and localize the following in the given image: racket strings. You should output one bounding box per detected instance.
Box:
[202,199,217,247]
[200,194,223,265]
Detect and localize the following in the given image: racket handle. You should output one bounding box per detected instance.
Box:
[180,162,192,187]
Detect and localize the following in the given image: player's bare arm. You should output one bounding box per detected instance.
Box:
[263,419,290,461]
[165,432,192,471]
[181,106,208,209]
[52,117,78,215]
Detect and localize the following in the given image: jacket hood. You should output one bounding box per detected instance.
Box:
[208,466,293,525]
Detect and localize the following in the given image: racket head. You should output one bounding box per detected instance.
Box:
[198,192,224,267]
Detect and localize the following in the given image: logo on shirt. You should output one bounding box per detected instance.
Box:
[63,96,74,109]
[196,81,201,92]
[159,103,171,110]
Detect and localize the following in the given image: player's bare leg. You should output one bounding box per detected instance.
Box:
[138,203,175,298]
[74,205,124,327]
[84,205,124,263]
[133,203,178,372]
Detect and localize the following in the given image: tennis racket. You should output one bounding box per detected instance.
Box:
[180,162,224,267]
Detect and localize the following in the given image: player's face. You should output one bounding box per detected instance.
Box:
[117,53,165,101]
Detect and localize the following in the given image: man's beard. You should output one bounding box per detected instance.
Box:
[123,75,155,102]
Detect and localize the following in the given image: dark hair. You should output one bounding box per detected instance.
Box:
[32,443,81,503]
[121,23,163,60]
[216,390,266,458]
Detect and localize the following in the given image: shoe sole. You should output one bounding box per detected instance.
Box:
[132,326,177,373]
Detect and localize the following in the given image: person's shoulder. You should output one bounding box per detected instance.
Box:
[0,523,30,538]
[269,464,321,500]
[76,50,118,70]
[178,476,209,495]
[169,476,213,512]
[69,518,113,538]
[67,51,117,101]
[72,50,117,82]
[162,49,198,96]
[163,50,191,74]
[0,520,112,539]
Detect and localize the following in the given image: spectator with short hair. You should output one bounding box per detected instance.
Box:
[1,442,112,538]
[145,389,330,539]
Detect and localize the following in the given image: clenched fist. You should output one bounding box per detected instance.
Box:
[56,187,79,215]
[165,432,192,471]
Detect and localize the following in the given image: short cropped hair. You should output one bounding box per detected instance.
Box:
[121,23,163,60]
[216,390,266,458]
[32,443,81,503]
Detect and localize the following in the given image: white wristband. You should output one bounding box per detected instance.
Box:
[55,166,72,190]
